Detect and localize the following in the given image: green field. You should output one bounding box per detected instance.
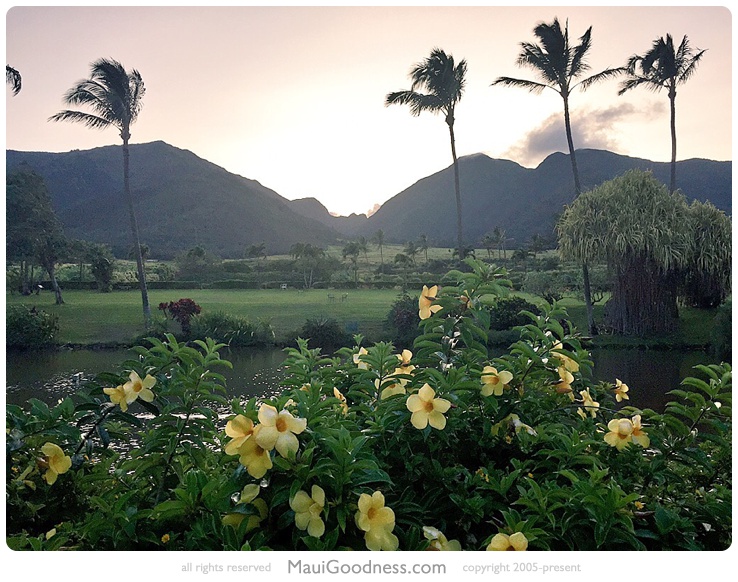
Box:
[6,288,406,345]
[7,284,718,350]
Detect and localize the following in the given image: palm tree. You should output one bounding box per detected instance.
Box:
[371,229,386,272]
[386,48,467,260]
[49,58,151,327]
[6,65,21,95]
[492,18,620,335]
[617,34,706,194]
[417,233,429,263]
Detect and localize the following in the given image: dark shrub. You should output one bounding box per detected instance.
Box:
[6,305,59,349]
[489,296,541,330]
[710,299,732,362]
[190,311,275,347]
[158,298,202,335]
[300,317,351,352]
[385,293,420,349]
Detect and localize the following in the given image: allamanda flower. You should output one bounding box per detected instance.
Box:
[353,346,370,370]
[255,404,307,458]
[333,388,349,415]
[103,384,129,411]
[40,442,72,485]
[222,484,268,532]
[630,415,650,448]
[419,285,442,320]
[423,526,461,551]
[486,532,528,551]
[224,414,255,456]
[604,418,634,451]
[378,378,406,400]
[406,383,451,430]
[551,341,580,373]
[290,484,326,538]
[480,365,513,397]
[396,349,414,369]
[355,491,399,551]
[238,425,273,478]
[555,366,575,401]
[576,388,600,419]
[123,371,156,406]
[614,378,630,402]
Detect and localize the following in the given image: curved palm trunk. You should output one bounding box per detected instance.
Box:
[448,122,464,260]
[563,94,597,336]
[122,138,152,328]
[668,85,677,194]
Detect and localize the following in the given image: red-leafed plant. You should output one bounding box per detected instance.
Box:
[158,298,202,335]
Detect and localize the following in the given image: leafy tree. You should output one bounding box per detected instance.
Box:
[403,240,420,265]
[492,18,620,336]
[290,243,326,289]
[481,233,495,259]
[6,64,21,95]
[558,169,730,335]
[245,242,267,260]
[128,243,150,262]
[618,34,706,194]
[6,169,66,303]
[528,233,546,258]
[87,243,116,292]
[49,58,151,326]
[386,48,468,260]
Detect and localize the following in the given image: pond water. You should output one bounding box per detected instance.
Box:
[5,345,720,412]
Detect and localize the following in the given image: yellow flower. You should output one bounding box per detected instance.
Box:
[552,341,580,373]
[631,415,650,448]
[224,414,255,456]
[255,404,307,458]
[40,442,72,485]
[419,285,442,320]
[378,377,407,400]
[576,388,600,419]
[122,371,156,406]
[634,501,645,510]
[223,484,268,531]
[353,347,369,369]
[486,531,528,551]
[481,365,513,397]
[396,349,414,369]
[333,388,349,415]
[290,484,326,538]
[604,418,634,450]
[355,491,399,551]
[238,425,273,478]
[423,526,461,551]
[161,533,170,544]
[103,384,129,411]
[406,383,451,430]
[614,378,630,402]
[491,413,537,438]
[555,366,575,400]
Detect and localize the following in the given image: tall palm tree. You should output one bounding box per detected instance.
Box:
[371,229,386,271]
[49,58,151,327]
[386,48,467,260]
[492,18,620,335]
[6,65,22,95]
[618,34,706,194]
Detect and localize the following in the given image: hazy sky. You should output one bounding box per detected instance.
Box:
[5,5,732,216]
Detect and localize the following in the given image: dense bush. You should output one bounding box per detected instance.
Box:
[488,296,541,330]
[190,311,276,347]
[710,298,732,361]
[6,305,60,349]
[385,293,421,348]
[299,317,351,352]
[6,259,731,551]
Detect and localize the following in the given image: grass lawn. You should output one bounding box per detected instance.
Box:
[6,288,406,345]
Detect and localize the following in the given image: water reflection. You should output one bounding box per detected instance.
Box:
[6,345,720,412]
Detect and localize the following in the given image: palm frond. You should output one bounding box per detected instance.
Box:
[6,64,22,95]
[491,76,551,95]
[48,110,113,131]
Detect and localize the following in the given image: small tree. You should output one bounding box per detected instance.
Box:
[159,298,202,336]
[88,243,116,292]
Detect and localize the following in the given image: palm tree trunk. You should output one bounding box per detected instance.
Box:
[669,86,677,194]
[122,138,152,328]
[448,123,463,260]
[564,95,596,336]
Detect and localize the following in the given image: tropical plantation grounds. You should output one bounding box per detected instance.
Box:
[6,246,732,552]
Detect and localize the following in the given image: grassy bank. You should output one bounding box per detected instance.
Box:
[6,288,403,345]
[6,286,719,350]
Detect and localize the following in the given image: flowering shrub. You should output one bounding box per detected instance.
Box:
[5,259,732,550]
